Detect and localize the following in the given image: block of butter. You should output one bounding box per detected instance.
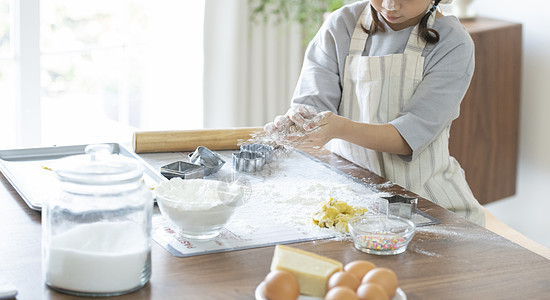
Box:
[270,245,343,297]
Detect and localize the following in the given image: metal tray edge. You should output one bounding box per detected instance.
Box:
[0,143,166,211]
[0,161,42,210]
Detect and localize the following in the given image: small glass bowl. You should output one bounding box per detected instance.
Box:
[155,179,243,239]
[348,215,415,255]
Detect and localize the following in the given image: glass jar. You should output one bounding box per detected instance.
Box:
[42,144,153,296]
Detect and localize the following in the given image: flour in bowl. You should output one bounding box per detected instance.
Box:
[155,178,242,209]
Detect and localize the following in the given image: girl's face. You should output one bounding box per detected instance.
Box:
[370,0,433,30]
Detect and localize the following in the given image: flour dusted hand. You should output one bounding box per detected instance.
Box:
[282,111,338,148]
[265,107,338,149]
[285,104,319,130]
[264,115,292,135]
[264,105,322,148]
[264,104,319,136]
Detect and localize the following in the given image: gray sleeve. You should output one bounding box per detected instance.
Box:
[390,22,475,161]
[291,2,367,112]
[291,39,342,113]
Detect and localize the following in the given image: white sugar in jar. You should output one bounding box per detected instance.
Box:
[42,144,153,296]
[47,222,149,293]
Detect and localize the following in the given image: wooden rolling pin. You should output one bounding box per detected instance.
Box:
[132,127,265,153]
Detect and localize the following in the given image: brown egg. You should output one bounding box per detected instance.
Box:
[344,260,376,281]
[324,286,359,300]
[361,268,398,298]
[262,270,300,300]
[356,283,389,300]
[327,271,361,291]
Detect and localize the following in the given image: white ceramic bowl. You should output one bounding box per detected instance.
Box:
[155,178,243,239]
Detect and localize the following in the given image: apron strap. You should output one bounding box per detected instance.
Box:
[404,11,436,55]
[348,5,372,55]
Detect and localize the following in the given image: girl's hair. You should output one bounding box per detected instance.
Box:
[362,0,442,44]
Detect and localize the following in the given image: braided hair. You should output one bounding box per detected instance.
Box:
[419,0,442,43]
[363,0,442,44]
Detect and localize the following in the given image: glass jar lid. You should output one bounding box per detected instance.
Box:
[56,144,143,185]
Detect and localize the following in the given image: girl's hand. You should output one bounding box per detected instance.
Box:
[265,105,345,148]
[283,111,341,148]
[264,104,319,136]
[285,104,318,130]
[264,114,293,135]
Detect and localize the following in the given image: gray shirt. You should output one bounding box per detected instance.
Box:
[292,1,474,160]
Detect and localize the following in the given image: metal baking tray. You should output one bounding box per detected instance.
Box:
[0,143,166,211]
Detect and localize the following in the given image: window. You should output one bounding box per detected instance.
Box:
[0,0,15,148]
[0,0,204,149]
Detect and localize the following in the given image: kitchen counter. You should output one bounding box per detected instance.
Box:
[1,148,549,299]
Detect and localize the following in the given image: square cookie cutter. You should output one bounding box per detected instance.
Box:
[188,146,226,176]
[160,161,205,180]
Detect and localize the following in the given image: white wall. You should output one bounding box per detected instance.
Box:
[469,0,550,247]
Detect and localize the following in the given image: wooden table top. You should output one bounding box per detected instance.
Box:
[1,148,550,300]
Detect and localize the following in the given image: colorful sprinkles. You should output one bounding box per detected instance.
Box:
[357,232,407,251]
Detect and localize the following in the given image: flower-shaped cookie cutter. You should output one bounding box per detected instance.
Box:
[240,143,274,163]
[232,151,265,173]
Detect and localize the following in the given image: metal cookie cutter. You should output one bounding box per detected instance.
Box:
[160,161,205,180]
[188,146,226,176]
[382,195,418,219]
[240,143,274,163]
[232,151,265,173]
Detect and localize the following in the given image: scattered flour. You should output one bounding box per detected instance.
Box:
[210,150,388,239]
[407,244,443,258]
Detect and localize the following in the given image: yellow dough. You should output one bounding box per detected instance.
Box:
[312,198,367,232]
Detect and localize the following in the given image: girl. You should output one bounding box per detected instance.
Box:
[265,0,485,226]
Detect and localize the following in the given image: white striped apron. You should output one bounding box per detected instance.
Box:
[331,6,485,226]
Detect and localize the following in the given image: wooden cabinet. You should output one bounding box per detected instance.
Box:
[449,18,522,205]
